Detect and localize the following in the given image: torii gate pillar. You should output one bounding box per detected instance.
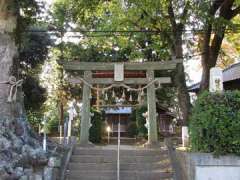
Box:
[79,71,92,146]
[146,70,158,146]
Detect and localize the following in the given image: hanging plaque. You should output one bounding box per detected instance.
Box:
[114,63,124,81]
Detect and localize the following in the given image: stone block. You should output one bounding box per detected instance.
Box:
[35,174,43,180]
[48,157,61,168]
[24,168,33,175]
[28,174,43,180]
[19,175,28,180]
[15,167,24,177]
[43,167,53,180]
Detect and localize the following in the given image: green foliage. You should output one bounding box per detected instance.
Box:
[127,121,138,138]
[136,106,148,138]
[54,0,176,61]
[23,76,46,112]
[26,111,42,130]
[51,0,72,29]
[89,109,103,143]
[20,26,52,122]
[17,2,51,124]
[15,0,41,43]
[189,91,240,156]
[46,115,59,134]
[20,27,52,70]
[129,108,136,122]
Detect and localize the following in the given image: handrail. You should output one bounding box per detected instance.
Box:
[60,137,77,180]
[117,115,121,180]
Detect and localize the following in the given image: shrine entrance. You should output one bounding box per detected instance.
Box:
[60,60,181,147]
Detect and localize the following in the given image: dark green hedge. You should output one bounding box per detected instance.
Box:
[89,109,103,143]
[136,106,148,138]
[127,121,138,137]
[189,91,240,156]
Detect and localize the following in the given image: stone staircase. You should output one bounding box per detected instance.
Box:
[66,145,174,180]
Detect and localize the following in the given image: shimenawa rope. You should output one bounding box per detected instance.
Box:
[0,76,23,102]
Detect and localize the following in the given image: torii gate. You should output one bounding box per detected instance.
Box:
[59,60,181,147]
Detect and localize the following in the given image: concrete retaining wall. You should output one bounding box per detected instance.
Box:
[176,151,240,180]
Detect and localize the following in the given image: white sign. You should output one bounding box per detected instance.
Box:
[182,126,189,147]
[67,106,77,138]
[114,63,124,81]
[210,67,223,92]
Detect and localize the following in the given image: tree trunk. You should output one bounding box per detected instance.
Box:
[0,2,48,178]
[173,38,191,125]
[200,30,226,92]
[199,0,238,91]
[0,0,18,118]
[175,63,191,125]
[200,64,210,91]
[168,1,191,125]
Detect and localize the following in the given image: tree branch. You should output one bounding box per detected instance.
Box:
[180,0,190,25]
[230,6,240,18]
[210,26,226,64]
[210,0,224,15]
[168,0,177,31]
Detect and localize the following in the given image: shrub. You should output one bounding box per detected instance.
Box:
[189,91,240,156]
[136,106,148,138]
[127,121,138,137]
[89,109,103,143]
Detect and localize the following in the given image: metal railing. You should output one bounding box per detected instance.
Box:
[117,115,121,180]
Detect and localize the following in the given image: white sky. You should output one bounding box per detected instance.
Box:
[185,60,202,85]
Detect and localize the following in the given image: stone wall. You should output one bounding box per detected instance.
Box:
[176,151,240,180]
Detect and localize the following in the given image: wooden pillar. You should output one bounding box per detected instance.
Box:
[80,71,92,146]
[146,70,158,146]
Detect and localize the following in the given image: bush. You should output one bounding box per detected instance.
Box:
[89,109,103,143]
[127,121,138,137]
[136,106,148,138]
[189,91,240,156]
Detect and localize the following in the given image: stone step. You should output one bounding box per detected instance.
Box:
[67,146,174,180]
[68,162,172,171]
[73,148,168,156]
[70,154,169,163]
[66,170,173,180]
[103,137,138,145]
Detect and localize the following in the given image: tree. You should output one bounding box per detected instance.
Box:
[167,0,191,125]
[199,0,240,91]
[53,0,192,125]
[0,1,49,178]
[20,27,52,121]
[0,0,19,118]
